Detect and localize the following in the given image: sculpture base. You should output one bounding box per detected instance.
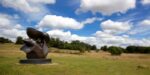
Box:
[19,59,52,64]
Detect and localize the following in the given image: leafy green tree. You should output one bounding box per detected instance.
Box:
[108,46,122,56]
[15,36,23,44]
[101,45,107,51]
[91,45,97,50]
[126,46,150,54]
[126,46,136,53]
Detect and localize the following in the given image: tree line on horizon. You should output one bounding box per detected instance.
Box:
[48,37,97,53]
[0,37,12,43]
[101,45,150,54]
[0,36,150,54]
[0,36,97,53]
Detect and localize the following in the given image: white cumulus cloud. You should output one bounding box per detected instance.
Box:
[0,0,56,13]
[0,13,26,42]
[140,19,150,26]
[47,29,99,47]
[128,19,150,35]
[37,15,84,29]
[47,29,87,42]
[76,0,136,15]
[81,17,102,25]
[28,0,55,4]
[94,30,150,48]
[101,20,132,34]
[46,29,150,48]
[142,0,150,5]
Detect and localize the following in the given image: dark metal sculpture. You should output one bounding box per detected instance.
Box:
[20,27,51,64]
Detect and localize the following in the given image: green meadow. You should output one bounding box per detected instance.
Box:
[0,43,150,75]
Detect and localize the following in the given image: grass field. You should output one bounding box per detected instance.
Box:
[0,43,150,75]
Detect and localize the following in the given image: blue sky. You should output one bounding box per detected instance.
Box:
[0,0,150,48]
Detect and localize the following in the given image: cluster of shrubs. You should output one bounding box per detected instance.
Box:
[0,36,24,44]
[108,46,123,55]
[126,46,150,53]
[101,45,150,55]
[0,37,12,43]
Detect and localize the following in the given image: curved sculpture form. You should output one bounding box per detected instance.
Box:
[20,27,49,59]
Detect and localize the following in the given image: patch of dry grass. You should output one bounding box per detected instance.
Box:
[0,43,150,75]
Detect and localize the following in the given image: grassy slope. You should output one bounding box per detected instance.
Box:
[0,43,150,75]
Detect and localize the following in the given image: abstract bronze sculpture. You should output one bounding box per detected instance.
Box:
[20,27,51,64]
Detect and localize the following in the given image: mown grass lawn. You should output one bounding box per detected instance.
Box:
[0,43,150,75]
